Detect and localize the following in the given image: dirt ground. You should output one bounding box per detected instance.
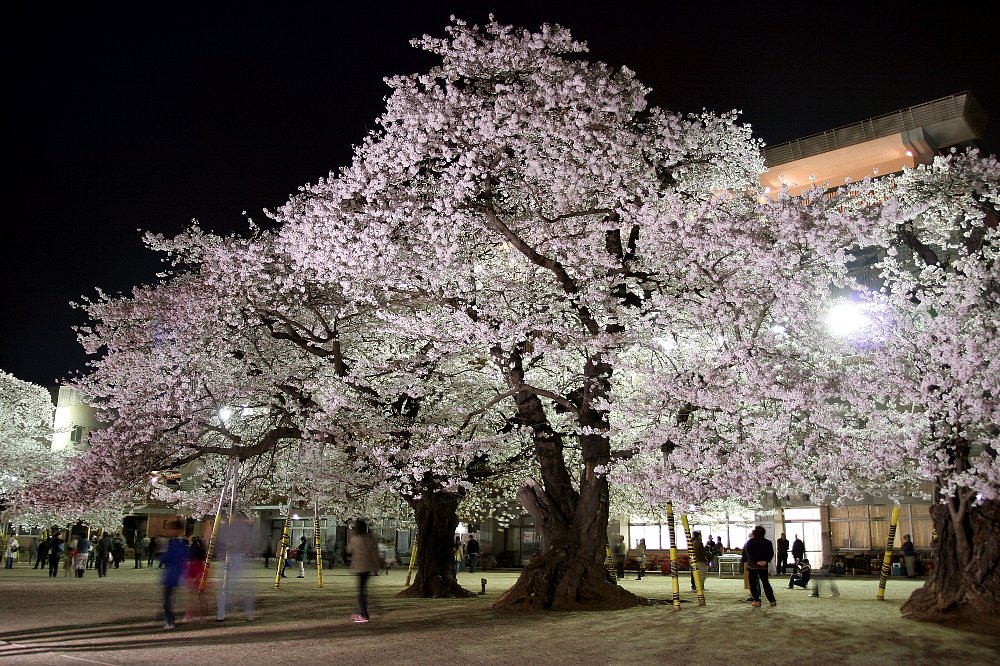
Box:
[1,562,998,665]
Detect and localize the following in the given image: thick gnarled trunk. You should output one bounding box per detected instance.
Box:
[493,352,642,610]
[493,477,640,610]
[397,489,473,599]
[901,497,1000,621]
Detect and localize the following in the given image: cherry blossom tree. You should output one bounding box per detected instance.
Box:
[33,224,529,598]
[0,370,56,508]
[269,17,882,609]
[864,152,1000,620]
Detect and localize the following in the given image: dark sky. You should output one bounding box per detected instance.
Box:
[4,2,997,389]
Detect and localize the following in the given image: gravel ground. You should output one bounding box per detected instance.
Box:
[1,563,998,665]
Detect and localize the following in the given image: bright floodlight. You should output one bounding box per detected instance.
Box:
[219,407,234,421]
[826,302,871,337]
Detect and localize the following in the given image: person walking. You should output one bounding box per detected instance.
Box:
[34,536,51,571]
[63,537,76,577]
[466,534,480,574]
[111,535,125,569]
[27,537,38,567]
[263,540,275,569]
[147,536,158,567]
[634,538,647,580]
[134,533,146,568]
[776,532,790,574]
[215,517,256,622]
[183,536,208,624]
[295,536,308,578]
[96,533,112,577]
[346,519,379,624]
[159,525,189,630]
[74,534,92,577]
[791,534,805,565]
[744,525,777,608]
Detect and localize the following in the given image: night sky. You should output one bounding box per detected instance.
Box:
[4,2,998,389]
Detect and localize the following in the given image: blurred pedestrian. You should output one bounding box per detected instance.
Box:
[134,533,146,568]
[183,536,208,623]
[612,534,626,582]
[263,540,274,569]
[111,535,125,568]
[744,525,776,608]
[147,536,158,567]
[160,522,189,630]
[27,537,38,566]
[215,516,256,622]
[347,519,379,624]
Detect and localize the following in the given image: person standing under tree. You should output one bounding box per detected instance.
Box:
[634,538,647,580]
[776,532,790,574]
[902,534,917,578]
[466,534,480,574]
[295,536,308,578]
[34,536,50,571]
[47,535,64,577]
[453,536,463,577]
[96,532,112,578]
[744,525,777,608]
[612,535,626,582]
[134,532,146,568]
[346,519,379,624]
[791,534,805,565]
[3,534,19,568]
[690,531,708,591]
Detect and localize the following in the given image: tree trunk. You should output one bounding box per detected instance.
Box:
[493,478,641,610]
[900,498,1000,621]
[493,352,642,610]
[397,489,473,599]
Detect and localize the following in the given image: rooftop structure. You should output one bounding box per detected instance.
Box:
[760,92,988,196]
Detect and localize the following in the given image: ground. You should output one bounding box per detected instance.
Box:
[1,563,998,665]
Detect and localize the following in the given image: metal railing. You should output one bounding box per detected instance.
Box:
[764,92,985,167]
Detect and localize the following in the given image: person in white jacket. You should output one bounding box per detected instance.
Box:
[4,535,20,568]
[346,519,380,623]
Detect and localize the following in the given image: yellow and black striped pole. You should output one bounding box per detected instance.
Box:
[313,499,324,588]
[877,505,900,600]
[274,513,292,589]
[404,535,418,586]
[606,541,618,584]
[681,515,706,606]
[666,503,681,611]
[200,459,234,592]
